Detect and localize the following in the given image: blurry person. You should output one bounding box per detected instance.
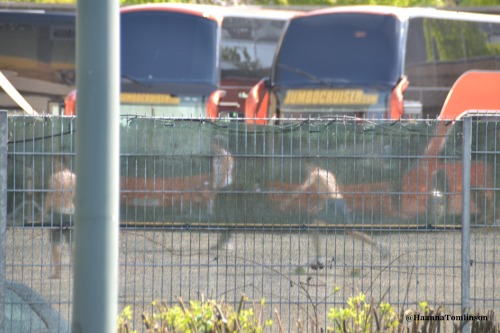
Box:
[282,163,385,269]
[282,163,352,223]
[43,157,76,279]
[207,136,235,250]
[208,136,235,215]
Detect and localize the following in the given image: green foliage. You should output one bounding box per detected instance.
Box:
[118,293,500,333]
[423,18,495,62]
[460,0,500,5]
[327,293,399,332]
[6,0,75,3]
[260,0,445,6]
[117,305,138,333]
[221,46,262,77]
[6,0,500,7]
[117,295,274,333]
[119,0,187,3]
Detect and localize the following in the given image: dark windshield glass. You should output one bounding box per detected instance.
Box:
[221,17,286,80]
[121,11,218,86]
[275,13,402,87]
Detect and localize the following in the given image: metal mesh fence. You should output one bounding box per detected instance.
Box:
[3,115,499,331]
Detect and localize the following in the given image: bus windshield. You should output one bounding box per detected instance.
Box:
[121,11,219,95]
[274,13,402,88]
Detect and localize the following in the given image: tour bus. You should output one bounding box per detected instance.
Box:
[64,4,298,118]
[245,6,500,123]
[0,10,75,114]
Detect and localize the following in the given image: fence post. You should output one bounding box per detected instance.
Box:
[0,110,8,332]
[461,116,472,333]
[72,0,120,332]
[0,110,7,333]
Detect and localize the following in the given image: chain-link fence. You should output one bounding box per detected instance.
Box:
[2,114,499,331]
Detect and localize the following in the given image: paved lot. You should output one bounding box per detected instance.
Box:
[5,225,500,331]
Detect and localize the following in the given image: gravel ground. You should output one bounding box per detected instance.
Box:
[5,225,500,331]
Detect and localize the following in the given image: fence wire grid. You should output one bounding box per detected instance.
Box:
[3,115,500,332]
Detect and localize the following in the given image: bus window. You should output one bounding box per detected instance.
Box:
[0,11,75,114]
[221,17,285,80]
[218,11,296,119]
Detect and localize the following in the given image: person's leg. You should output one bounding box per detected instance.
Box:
[333,198,352,224]
[50,229,62,279]
[65,228,72,259]
[211,229,232,251]
[314,198,352,224]
[50,212,71,279]
[331,198,389,256]
[310,221,325,270]
[62,214,74,275]
[310,199,351,270]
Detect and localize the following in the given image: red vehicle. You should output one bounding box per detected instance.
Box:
[64,4,298,118]
[337,71,498,224]
[121,71,497,226]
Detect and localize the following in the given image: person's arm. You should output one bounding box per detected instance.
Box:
[43,175,55,217]
[280,172,316,211]
[211,148,234,190]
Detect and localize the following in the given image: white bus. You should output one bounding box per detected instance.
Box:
[245,6,500,122]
